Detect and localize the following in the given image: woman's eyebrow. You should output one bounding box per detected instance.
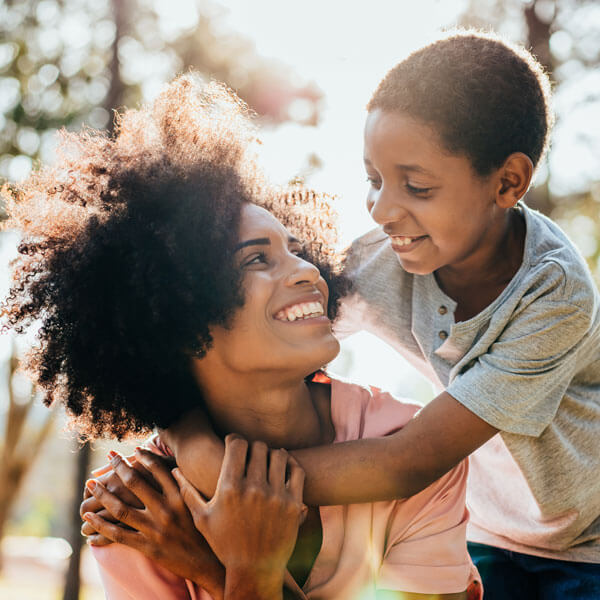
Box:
[234,236,301,253]
[234,238,270,252]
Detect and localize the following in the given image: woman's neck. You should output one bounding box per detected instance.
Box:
[192,365,331,450]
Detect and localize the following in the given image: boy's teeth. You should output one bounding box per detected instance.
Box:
[392,236,422,246]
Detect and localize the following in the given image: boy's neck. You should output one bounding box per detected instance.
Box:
[435,208,526,321]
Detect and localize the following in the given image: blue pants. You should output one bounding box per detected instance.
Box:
[468,542,600,599]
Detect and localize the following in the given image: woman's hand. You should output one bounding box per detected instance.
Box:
[173,434,307,600]
[80,453,147,546]
[82,448,224,598]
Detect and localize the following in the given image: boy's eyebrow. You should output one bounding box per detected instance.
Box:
[234,236,300,252]
[363,157,436,178]
[396,164,436,177]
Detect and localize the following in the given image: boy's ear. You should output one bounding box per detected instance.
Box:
[495,152,533,208]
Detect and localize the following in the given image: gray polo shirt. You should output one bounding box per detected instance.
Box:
[336,202,600,562]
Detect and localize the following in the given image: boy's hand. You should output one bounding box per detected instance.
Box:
[159,408,223,499]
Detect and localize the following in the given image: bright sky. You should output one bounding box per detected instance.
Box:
[218,0,467,244]
[213,1,470,395]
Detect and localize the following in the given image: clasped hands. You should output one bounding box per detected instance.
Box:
[80,434,307,599]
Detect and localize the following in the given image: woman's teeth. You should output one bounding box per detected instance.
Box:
[275,301,325,322]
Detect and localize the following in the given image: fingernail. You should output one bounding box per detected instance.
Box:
[86,479,97,492]
[83,512,93,521]
[108,451,121,465]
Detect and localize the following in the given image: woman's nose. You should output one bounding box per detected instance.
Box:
[285,254,321,286]
[368,187,407,226]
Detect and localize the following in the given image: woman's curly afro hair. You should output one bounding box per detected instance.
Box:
[368,30,554,176]
[2,74,349,440]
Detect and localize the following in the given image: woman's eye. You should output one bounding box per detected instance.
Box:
[406,182,433,195]
[244,252,268,267]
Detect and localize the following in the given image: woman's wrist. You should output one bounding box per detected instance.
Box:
[190,558,226,600]
[224,566,284,600]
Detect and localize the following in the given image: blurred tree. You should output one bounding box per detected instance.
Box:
[1,1,323,596]
[0,0,322,197]
[0,342,54,571]
[459,0,600,284]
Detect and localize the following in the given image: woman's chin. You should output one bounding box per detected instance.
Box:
[303,337,341,376]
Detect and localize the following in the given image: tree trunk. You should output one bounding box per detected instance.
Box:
[60,0,126,597]
[524,0,555,216]
[61,443,91,600]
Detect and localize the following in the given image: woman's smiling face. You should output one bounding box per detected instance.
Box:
[205,203,340,377]
[364,109,501,278]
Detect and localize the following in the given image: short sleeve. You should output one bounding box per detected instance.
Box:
[447,295,592,437]
[377,460,477,594]
[92,544,196,600]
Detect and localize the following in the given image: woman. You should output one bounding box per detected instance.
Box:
[2,75,479,599]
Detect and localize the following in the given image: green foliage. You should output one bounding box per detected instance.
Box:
[0,0,322,196]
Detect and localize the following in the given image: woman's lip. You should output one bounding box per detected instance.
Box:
[273,293,325,317]
[389,235,428,253]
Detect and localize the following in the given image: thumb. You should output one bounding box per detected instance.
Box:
[172,468,208,527]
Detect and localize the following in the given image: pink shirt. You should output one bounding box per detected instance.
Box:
[92,376,481,599]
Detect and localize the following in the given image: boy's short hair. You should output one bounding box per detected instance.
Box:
[367,31,553,176]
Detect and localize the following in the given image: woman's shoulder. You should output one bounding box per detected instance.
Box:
[325,373,422,442]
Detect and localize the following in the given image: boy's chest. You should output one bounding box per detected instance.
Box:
[453,282,508,322]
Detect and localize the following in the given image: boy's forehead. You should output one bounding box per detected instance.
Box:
[364,110,461,170]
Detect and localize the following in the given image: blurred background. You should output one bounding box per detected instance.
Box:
[0,0,599,597]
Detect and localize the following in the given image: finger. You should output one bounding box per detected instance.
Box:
[268,448,288,492]
[109,453,164,515]
[81,507,117,536]
[286,456,305,503]
[81,519,98,537]
[133,448,179,497]
[218,434,248,487]
[172,468,208,527]
[246,441,268,484]
[86,480,147,531]
[91,463,112,478]
[80,494,102,519]
[91,453,136,478]
[83,512,143,548]
[86,533,114,547]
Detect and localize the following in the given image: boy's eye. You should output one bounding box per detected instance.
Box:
[366,176,381,189]
[406,182,433,195]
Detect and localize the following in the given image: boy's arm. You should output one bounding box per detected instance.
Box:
[163,392,496,505]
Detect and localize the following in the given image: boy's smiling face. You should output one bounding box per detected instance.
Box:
[363,109,506,280]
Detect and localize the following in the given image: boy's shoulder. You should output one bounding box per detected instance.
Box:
[521,203,598,311]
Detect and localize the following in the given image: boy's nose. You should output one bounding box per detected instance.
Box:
[368,189,407,226]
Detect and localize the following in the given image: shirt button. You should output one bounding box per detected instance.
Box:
[438,305,447,315]
[438,330,448,340]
